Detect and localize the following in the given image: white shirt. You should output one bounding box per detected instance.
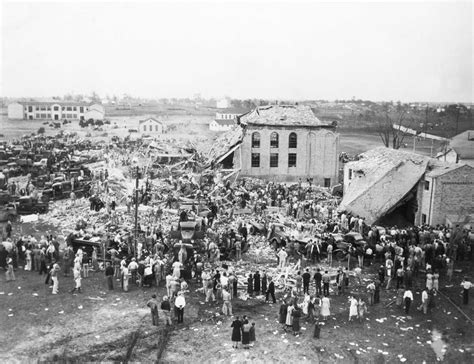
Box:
[461,281,472,290]
[421,290,429,302]
[175,295,186,308]
[403,290,413,300]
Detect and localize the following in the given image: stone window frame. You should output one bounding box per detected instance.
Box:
[288,132,297,148]
[270,132,279,148]
[251,153,260,167]
[288,153,297,167]
[270,153,279,168]
[251,132,261,148]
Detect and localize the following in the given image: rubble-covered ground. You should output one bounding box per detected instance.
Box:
[1,239,473,363]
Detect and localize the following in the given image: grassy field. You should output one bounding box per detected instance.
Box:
[1,116,444,158]
[1,248,473,363]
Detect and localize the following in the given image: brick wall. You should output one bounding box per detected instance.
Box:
[429,165,474,225]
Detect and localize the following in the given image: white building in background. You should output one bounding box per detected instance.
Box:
[139,117,164,135]
[209,119,235,132]
[7,100,105,121]
[84,104,105,121]
[209,107,250,131]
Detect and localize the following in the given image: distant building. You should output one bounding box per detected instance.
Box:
[436,130,474,167]
[85,104,105,121]
[209,107,250,131]
[209,105,339,186]
[7,101,104,121]
[139,117,164,135]
[341,147,474,226]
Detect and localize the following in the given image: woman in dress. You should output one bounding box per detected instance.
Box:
[249,322,256,346]
[247,274,254,297]
[320,295,331,320]
[230,316,242,348]
[292,307,302,336]
[348,296,358,321]
[241,319,251,349]
[286,304,294,330]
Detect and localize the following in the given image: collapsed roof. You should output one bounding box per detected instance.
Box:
[204,125,244,166]
[240,105,333,127]
[339,147,432,224]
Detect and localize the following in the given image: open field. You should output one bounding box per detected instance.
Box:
[1,246,473,363]
[1,117,444,157]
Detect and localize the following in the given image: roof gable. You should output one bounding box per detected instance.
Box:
[139,117,163,125]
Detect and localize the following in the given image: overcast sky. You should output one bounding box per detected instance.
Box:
[1,1,472,102]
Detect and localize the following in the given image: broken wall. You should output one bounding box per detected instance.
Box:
[340,159,429,225]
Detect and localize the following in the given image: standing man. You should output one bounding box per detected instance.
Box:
[147,294,159,326]
[461,277,472,305]
[403,289,413,315]
[302,269,311,295]
[327,243,333,267]
[277,248,288,269]
[314,268,322,296]
[322,270,331,296]
[161,296,172,326]
[174,292,186,324]
[71,258,82,293]
[418,288,429,314]
[105,262,114,290]
[266,277,276,303]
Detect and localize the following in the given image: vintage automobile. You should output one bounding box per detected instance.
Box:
[0,203,18,222]
[16,196,49,215]
[267,223,311,250]
[329,232,368,260]
[169,219,206,242]
[42,180,91,200]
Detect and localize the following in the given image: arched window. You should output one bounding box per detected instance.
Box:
[270,132,279,148]
[251,132,260,148]
[289,132,297,148]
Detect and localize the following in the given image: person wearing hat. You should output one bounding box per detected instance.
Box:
[147,294,159,326]
[461,277,472,305]
[5,257,15,282]
[161,296,172,326]
[174,291,186,324]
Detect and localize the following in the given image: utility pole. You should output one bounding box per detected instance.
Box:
[134,166,139,259]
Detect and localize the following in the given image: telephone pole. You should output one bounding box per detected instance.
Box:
[134,166,139,259]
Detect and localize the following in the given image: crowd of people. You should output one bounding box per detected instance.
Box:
[1,136,473,350]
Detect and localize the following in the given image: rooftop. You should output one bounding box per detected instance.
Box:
[450,130,474,159]
[426,162,472,178]
[139,117,162,124]
[11,99,96,107]
[240,105,333,127]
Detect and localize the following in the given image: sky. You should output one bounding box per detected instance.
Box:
[1,1,472,102]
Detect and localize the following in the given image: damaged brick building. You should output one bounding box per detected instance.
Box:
[340,147,474,227]
[209,105,340,186]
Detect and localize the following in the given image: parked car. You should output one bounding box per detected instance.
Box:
[16,196,49,215]
[0,203,17,222]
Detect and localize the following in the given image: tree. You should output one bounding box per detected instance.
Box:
[373,103,414,149]
[37,127,45,135]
